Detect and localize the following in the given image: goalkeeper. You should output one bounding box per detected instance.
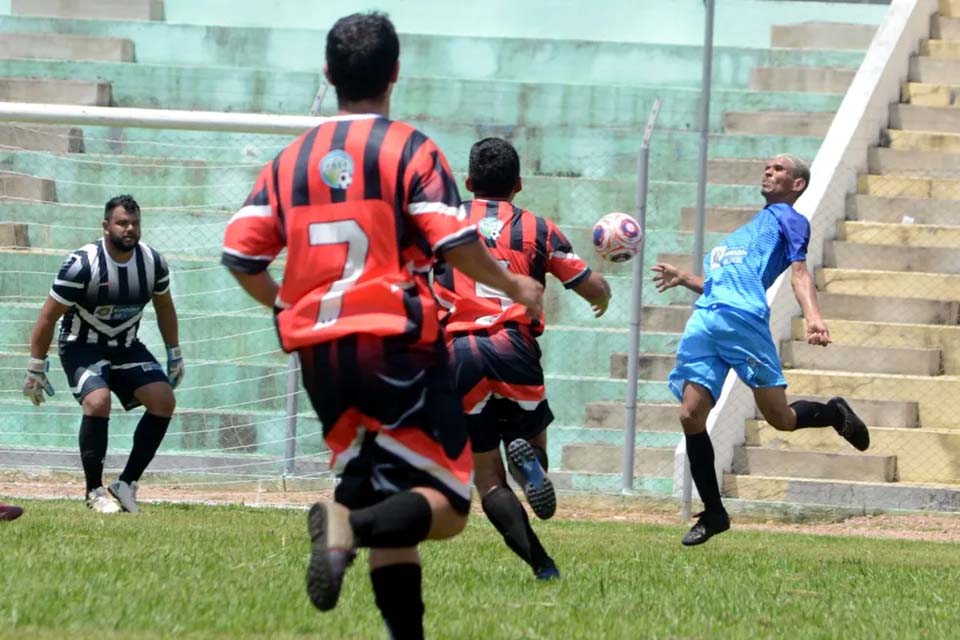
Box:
[23,195,183,514]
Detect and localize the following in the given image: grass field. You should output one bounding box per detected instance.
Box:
[1,499,959,639]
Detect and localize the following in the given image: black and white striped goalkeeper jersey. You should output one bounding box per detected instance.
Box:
[49,239,171,348]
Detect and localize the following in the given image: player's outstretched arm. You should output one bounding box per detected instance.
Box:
[651,263,704,295]
[445,239,543,318]
[24,296,70,405]
[229,270,280,309]
[790,261,830,347]
[573,272,612,318]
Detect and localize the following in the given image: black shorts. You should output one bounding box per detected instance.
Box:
[299,334,472,515]
[59,341,169,411]
[448,324,554,454]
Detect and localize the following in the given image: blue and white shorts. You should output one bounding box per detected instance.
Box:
[668,305,786,404]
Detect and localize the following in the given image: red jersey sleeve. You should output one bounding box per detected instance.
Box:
[546,219,591,288]
[404,138,477,255]
[221,161,284,274]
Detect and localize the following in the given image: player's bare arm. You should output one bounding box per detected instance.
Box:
[23,296,70,405]
[652,262,704,295]
[153,290,185,387]
[445,239,544,318]
[790,261,830,347]
[229,270,280,309]
[573,272,612,318]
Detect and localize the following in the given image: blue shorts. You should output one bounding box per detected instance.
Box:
[668,305,786,404]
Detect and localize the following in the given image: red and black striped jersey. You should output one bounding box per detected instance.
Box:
[222,114,477,351]
[433,199,590,336]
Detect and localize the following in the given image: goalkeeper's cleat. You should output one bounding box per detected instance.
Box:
[507,439,556,520]
[830,397,870,451]
[86,487,121,514]
[0,504,23,521]
[681,510,730,546]
[306,500,357,611]
[108,479,139,513]
[535,562,561,581]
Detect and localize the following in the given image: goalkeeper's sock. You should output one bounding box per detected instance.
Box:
[348,491,432,548]
[119,413,170,483]
[371,563,424,640]
[791,400,843,429]
[482,486,553,573]
[79,415,109,492]
[685,431,725,514]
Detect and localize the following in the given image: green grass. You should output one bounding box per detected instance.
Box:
[1,500,958,639]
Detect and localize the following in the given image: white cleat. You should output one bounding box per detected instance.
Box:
[108,480,139,513]
[86,487,121,514]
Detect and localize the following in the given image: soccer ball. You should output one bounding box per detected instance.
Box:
[592,212,643,263]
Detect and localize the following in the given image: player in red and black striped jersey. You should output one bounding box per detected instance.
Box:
[434,138,611,580]
[221,13,543,637]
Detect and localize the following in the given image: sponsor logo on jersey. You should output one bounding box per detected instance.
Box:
[319,150,354,190]
[709,246,748,270]
[477,217,504,242]
[94,305,141,320]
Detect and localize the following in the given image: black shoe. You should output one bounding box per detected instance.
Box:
[830,397,870,451]
[306,501,357,611]
[535,563,561,581]
[507,439,556,520]
[681,510,730,546]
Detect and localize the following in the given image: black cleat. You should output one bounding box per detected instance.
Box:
[681,510,730,546]
[507,439,556,520]
[535,563,561,581]
[830,397,870,451]
[306,501,357,611]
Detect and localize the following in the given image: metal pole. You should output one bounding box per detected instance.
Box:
[682,0,716,521]
[284,353,299,475]
[622,98,662,493]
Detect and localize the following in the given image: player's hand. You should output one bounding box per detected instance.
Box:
[22,357,55,406]
[651,263,685,293]
[806,318,831,347]
[506,275,544,319]
[166,345,185,389]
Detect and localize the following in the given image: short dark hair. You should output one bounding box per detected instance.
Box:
[468,138,520,197]
[326,12,399,103]
[104,194,140,221]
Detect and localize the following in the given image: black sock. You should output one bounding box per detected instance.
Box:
[79,415,109,493]
[790,400,843,430]
[371,563,424,640]
[348,491,433,548]
[532,445,548,471]
[119,413,171,484]
[685,431,725,514]
[481,487,553,573]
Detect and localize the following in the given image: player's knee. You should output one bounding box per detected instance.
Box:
[430,506,468,540]
[145,388,176,417]
[82,391,111,417]
[678,406,708,434]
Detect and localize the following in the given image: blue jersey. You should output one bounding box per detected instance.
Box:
[696,203,810,322]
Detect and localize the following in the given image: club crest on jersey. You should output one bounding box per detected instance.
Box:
[478,217,504,242]
[319,150,354,190]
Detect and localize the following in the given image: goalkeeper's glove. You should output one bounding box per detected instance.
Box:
[166,345,184,389]
[23,357,55,406]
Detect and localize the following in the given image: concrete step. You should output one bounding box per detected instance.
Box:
[680,206,757,233]
[885,128,960,153]
[818,267,960,303]
[943,0,960,20]
[0,172,57,202]
[732,446,897,482]
[785,369,960,430]
[561,443,674,476]
[0,223,28,248]
[848,193,960,226]
[825,240,960,274]
[749,66,855,93]
[858,173,960,200]
[889,103,960,134]
[723,111,834,136]
[920,38,960,60]
[723,474,960,511]
[783,394,919,429]
[11,0,164,21]
[584,401,680,431]
[868,147,960,177]
[900,81,960,108]
[841,220,960,248]
[0,125,84,153]
[0,76,110,106]
[781,340,942,376]
[931,14,960,40]
[0,32,134,62]
[816,290,959,325]
[539,328,679,378]
[707,158,764,185]
[791,316,960,375]
[609,352,674,380]
[745,421,960,484]
[909,55,960,85]
[640,305,692,333]
[771,22,875,50]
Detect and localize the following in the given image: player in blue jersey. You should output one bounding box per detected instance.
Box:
[653,154,869,546]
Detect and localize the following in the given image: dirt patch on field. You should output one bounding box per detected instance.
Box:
[2,474,959,544]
